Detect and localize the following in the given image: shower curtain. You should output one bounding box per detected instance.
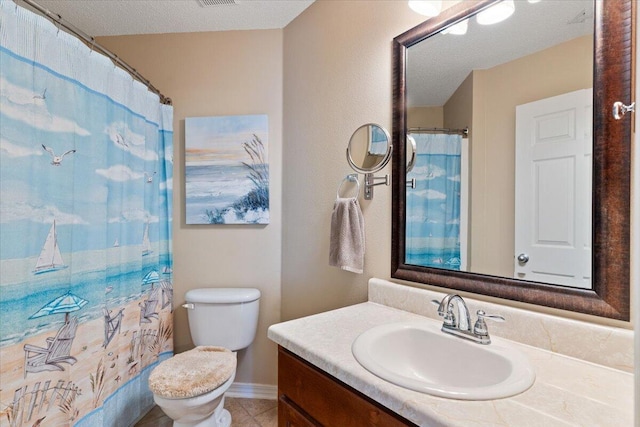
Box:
[406,133,462,270]
[0,2,174,426]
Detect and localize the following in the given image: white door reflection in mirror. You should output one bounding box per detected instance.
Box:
[514,89,592,288]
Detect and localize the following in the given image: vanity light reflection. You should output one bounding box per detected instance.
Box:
[409,0,522,28]
[442,19,468,35]
[408,0,442,17]
[476,0,515,25]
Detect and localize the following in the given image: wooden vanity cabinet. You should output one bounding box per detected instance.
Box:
[277,346,417,427]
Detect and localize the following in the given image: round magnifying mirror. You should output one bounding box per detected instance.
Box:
[346,124,392,174]
[406,134,417,173]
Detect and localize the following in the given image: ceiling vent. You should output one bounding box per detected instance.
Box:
[197,0,241,7]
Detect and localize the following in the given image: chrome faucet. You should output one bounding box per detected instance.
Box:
[437,294,471,332]
[433,294,505,345]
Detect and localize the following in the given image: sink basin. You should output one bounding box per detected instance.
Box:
[352,321,535,400]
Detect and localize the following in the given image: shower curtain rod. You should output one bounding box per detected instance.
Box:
[409,127,469,136]
[15,0,172,105]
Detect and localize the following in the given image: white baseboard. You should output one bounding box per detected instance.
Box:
[226,382,277,400]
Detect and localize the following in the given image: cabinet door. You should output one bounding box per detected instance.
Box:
[278,346,416,427]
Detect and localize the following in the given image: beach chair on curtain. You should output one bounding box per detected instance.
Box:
[159,281,173,311]
[139,290,159,324]
[23,316,78,377]
[103,307,125,348]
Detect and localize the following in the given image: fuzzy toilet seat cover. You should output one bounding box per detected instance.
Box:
[149,346,236,399]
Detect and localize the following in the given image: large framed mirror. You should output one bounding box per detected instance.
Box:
[392,0,633,320]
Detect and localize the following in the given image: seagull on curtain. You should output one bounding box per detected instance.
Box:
[115,132,128,147]
[42,144,76,166]
[33,88,46,100]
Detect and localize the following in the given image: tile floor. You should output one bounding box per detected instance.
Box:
[135,397,278,427]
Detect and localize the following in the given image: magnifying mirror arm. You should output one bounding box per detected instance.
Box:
[364,173,390,200]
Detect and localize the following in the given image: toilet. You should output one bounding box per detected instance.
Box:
[149,288,261,427]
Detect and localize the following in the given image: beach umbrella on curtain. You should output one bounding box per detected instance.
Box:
[142,270,160,290]
[142,270,160,285]
[29,291,89,323]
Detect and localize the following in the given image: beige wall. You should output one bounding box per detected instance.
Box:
[98,30,283,386]
[469,35,592,277]
[281,1,428,321]
[443,72,473,132]
[407,106,443,128]
[282,4,630,329]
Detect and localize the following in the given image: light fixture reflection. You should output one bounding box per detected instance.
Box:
[527,0,542,3]
[476,0,515,25]
[442,19,468,35]
[408,0,442,17]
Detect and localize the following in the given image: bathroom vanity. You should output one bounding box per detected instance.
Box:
[268,279,633,426]
[278,347,415,426]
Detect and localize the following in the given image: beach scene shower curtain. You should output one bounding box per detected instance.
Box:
[0,2,174,426]
[406,133,462,270]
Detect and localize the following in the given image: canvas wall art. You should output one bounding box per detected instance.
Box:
[185,115,269,224]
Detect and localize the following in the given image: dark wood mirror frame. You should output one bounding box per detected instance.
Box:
[391,0,633,320]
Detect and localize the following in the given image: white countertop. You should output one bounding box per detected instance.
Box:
[268,302,633,427]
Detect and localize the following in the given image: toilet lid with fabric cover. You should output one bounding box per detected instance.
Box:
[149,346,236,399]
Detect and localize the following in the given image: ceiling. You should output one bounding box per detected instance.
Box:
[407,0,594,107]
[20,0,593,107]
[24,0,315,36]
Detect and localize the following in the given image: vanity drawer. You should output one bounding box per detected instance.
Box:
[278,346,416,427]
[279,395,320,427]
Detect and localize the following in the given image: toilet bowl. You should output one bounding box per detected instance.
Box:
[152,365,235,427]
[148,288,260,427]
[152,373,235,427]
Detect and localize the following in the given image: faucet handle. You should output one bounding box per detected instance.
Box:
[432,298,450,316]
[473,310,505,337]
[432,299,457,326]
[476,310,505,322]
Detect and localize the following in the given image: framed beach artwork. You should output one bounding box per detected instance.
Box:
[185,114,269,224]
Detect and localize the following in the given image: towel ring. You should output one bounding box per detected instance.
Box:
[337,174,360,199]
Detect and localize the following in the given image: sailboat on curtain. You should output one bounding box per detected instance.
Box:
[141,223,152,256]
[33,220,68,274]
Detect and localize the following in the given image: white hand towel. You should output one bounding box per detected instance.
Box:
[329,197,365,274]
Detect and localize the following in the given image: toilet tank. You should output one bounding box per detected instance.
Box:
[184,288,260,351]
